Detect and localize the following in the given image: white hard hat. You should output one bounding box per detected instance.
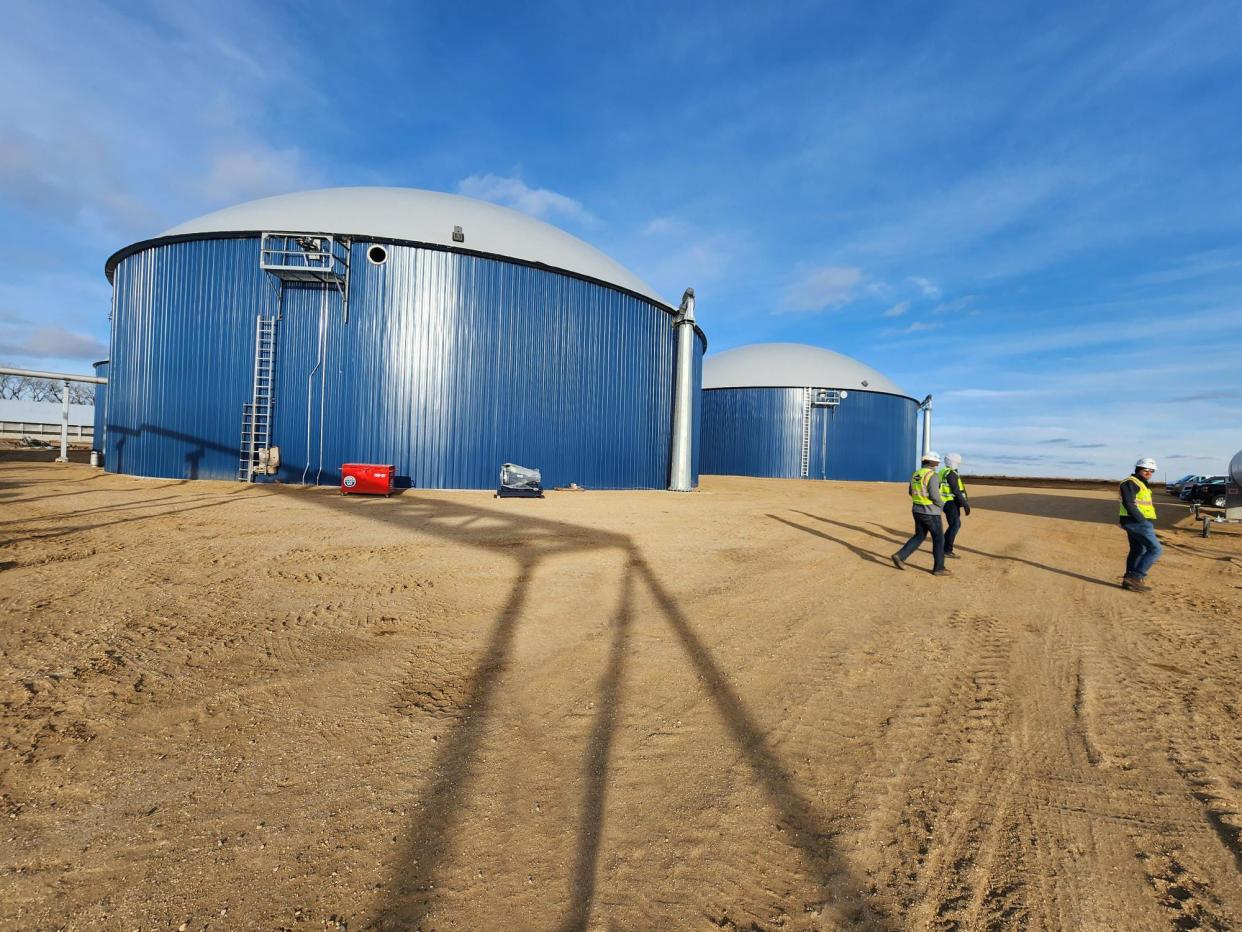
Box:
[944,453,962,469]
[923,450,942,463]
[1135,457,1157,471]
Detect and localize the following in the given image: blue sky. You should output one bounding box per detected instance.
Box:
[1,0,1239,478]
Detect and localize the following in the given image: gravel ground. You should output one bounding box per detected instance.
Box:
[2,462,1240,931]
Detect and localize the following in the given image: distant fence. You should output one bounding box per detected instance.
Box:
[0,422,94,440]
[0,400,95,442]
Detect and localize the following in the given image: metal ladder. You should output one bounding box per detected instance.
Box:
[238,315,277,481]
[799,387,812,478]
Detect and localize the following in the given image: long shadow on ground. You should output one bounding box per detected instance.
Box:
[768,514,889,566]
[791,511,1119,589]
[967,491,1117,526]
[0,488,269,549]
[967,490,1189,528]
[297,492,891,931]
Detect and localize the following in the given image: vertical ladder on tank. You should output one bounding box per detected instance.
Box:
[238,315,277,482]
[799,387,812,479]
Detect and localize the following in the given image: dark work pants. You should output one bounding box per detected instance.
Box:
[943,501,962,554]
[897,511,945,571]
[1122,521,1162,579]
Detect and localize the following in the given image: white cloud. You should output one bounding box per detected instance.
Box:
[777,266,863,314]
[0,1,325,243]
[882,300,910,318]
[671,243,729,282]
[892,321,938,334]
[932,295,974,314]
[615,221,747,300]
[1164,390,1242,403]
[909,276,941,298]
[927,348,1241,478]
[938,388,1037,401]
[0,323,107,361]
[457,173,597,226]
[0,130,161,236]
[1130,248,1242,286]
[199,145,323,205]
[642,216,693,237]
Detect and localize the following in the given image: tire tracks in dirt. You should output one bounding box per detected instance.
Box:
[1066,569,1242,931]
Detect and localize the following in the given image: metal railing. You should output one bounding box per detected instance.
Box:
[810,388,843,407]
[260,232,346,283]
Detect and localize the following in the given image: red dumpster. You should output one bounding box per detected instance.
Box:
[341,463,394,496]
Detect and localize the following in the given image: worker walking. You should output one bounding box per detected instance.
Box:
[891,451,951,576]
[939,452,970,559]
[1120,456,1162,592]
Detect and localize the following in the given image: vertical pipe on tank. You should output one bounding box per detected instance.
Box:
[315,285,331,486]
[302,287,329,485]
[920,394,933,461]
[669,288,696,492]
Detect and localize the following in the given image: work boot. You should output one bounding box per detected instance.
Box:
[1122,575,1150,592]
[890,554,905,571]
[932,567,953,576]
[946,551,961,559]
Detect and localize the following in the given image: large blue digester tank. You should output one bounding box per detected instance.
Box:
[101,187,705,490]
[700,343,919,482]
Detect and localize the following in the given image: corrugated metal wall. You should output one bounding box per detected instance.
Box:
[821,389,919,481]
[105,237,703,489]
[700,387,918,482]
[107,239,268,479]
[92,360,108,448]
[700,387,804,479]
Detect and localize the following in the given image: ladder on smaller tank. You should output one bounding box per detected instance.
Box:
[238,315,277,482]
[799,387,812,478]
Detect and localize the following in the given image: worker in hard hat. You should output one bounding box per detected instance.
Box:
[891,451,950,576]
[1119,457,1162,592]
[939,453,970,559]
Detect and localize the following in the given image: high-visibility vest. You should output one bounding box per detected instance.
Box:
[910,467,936,505]
[1119,475,1157,520]
[938,467,965,500]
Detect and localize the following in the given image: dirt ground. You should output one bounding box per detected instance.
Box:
[2,460,1240,932]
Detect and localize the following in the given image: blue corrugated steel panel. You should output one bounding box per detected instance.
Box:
[700,387,804,479]
[823,390,918,482]
[92,361,109,447]
[107,239,268,479]
[700,387,917,482]
[105,237,702,489]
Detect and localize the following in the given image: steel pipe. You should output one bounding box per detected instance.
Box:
[56,381,70,462]
[668,287,697,492]
[0,365,108,385]
[919,394,933,461]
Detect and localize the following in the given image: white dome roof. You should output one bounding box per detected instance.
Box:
[136,187,667,306]
[703,342,910,397]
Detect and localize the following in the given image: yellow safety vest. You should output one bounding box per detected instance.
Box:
[1119,475,1157,520]
[910,467,936,505]
[938,467,965,500]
